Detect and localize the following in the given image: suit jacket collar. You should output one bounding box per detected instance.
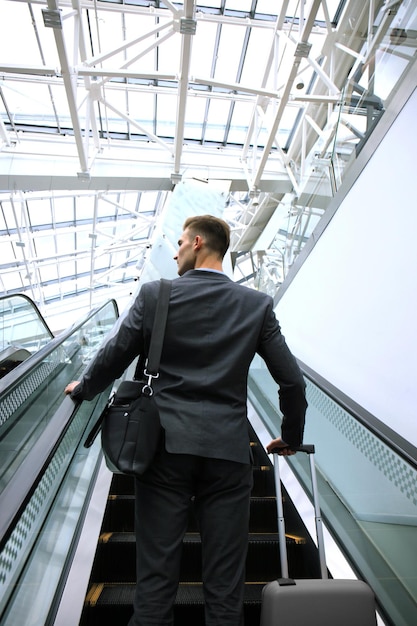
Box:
[180,269,232,282]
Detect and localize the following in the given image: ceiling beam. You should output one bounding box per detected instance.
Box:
[43,0,89,173]
[251,0,323,192]
[0,140,291,192]
[172,0,196,178]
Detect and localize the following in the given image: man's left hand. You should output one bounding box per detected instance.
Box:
[266,437,296,456]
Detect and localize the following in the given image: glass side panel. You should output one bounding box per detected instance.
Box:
[0,390,109,623]
[0,300,118,494]
[0,295,53,357]
[0,300,118,622]
[249,357,417,626]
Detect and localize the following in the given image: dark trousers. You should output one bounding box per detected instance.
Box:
[127,446,253,626]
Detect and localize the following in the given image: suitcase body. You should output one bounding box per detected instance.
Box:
[260,578,377,626]
[260,445,377,626]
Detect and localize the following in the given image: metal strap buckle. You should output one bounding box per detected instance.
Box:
[142,368,159,397]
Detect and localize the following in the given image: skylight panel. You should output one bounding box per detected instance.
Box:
[254,0,280,16]
[157,27,181,75]
[197,1,223,8]
[59,260,77,279]
[204,99,233,142]
[214,24,247,84]
[156,93,178,138]
[84,8,126,62]
[239,27,275,87]
[38,263,59,283]
[138,190,161,213]
[76,196,93,220]
[0,201,17,231]
[228,100,257,144]
[127,91,158,136]
[96,202,116,220]
[32,235,56,258]
[226,0,254,11]
[52,196,74,223]
[74,274,91,292]
[0,206,7,232]
[183,97,207,140]
[75,257,91,275]
[93,255,112,271]
[1,83,57,125]
[113,191,138,213]
[0,241,16,267]
[189,21,218,78]
[1,269,24,293]
[0,3,40,65]
[54,233,77,256]
[26,200,52,227]
[100,89,130,134]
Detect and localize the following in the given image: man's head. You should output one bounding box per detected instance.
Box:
[174,214,230,276]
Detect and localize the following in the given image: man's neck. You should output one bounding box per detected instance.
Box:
[194,256,223,272]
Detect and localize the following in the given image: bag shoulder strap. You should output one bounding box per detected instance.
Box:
[143,278,172,377]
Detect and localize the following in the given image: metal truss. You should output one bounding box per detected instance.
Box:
[0,0,415,321]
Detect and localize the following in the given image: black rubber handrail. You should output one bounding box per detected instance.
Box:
[0,299,119,396]
[0,293,54,340]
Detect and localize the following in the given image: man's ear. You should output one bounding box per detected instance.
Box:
[194,235,203,250]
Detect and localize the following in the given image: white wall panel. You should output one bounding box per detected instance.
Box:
[276,88,417,447]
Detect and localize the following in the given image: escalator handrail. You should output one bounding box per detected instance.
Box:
[0,299,119,397]
[0,293,55,340]
[298,359,417,470]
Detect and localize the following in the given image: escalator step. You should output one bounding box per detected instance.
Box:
[108,464,274,497]
[101,494,281,533]
[90,531,307,583]
[84,581,265,608]
[86,582,133,606]
[109,474,135,496]
[80,426,319,626]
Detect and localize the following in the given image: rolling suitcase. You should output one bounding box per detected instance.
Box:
[260,444,377,626]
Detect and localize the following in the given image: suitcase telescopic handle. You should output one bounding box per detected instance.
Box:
[286,444,315,454]
[271,444,328,580]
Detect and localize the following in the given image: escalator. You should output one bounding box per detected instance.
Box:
[1,294,416,626]
[249,359,417,626]
[79,425,321,626]
[0,295,120,625]
[0,346,32,379]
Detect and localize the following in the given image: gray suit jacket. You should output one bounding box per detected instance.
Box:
[72,270,306,464]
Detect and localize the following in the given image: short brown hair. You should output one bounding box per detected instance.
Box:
[183,215,230,259]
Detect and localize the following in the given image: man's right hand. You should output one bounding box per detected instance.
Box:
[64,381,80,395]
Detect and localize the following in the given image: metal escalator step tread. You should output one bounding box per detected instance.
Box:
[98,532,299,544]
[176,583,204,604]
[86,583,135,606]
[97,532,304,549]
[243,583,266,604]
[99,532,135,543]
[86,582,265,607]
[175,583,264,605]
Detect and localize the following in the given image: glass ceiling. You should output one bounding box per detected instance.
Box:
[0,0,416,331]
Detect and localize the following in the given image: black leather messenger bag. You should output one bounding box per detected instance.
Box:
[84,278,171,475]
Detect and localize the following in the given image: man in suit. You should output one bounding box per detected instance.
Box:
[65,214,307,626]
